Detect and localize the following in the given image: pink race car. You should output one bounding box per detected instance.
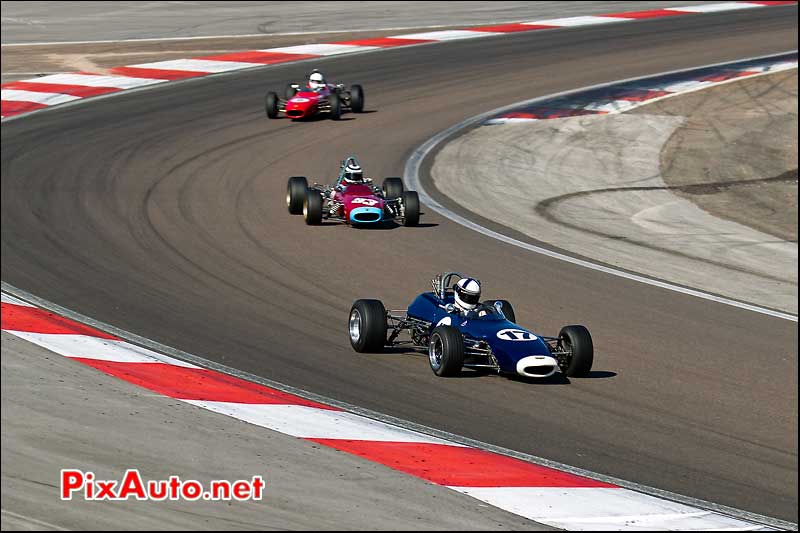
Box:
[266,69,364,120]
[286,157,420,227]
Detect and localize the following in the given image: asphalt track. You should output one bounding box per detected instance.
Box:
[1,5,798,523]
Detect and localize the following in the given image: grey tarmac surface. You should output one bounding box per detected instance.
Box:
[646,70,798,242]
[0,332,548,531]
[1,1,729,44]
[432,71,798,313]
[0,1,729,85]
[1,4,798,526]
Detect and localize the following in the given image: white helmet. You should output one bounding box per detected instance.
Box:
[343,160,363,184]
[309,70,326,90]
[454,277,481,311]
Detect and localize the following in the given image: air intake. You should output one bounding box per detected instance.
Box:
[353,212,381,223]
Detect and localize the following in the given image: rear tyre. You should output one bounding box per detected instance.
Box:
[284,84,298,100]
[286,176,308,215]
[428,326,464,377]
[558,325,593,377]
[329,93,342,120]
[349,299,387,352]
[382,177,404,200]
[303,189,323,225]
[484,299,516,324]
[265,92,279,118]
[401,191,420,226]
[350,84,365,113]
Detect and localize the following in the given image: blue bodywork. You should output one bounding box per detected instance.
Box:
[407,292,552,373]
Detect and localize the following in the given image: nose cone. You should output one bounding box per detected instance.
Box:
[516,355,558,378]
[285,95,315,117]
[349,206,383,224]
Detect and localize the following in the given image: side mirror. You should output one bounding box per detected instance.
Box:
[494,301,504,313]
[444,304,456,313]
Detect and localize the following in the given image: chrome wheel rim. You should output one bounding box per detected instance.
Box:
[349,309,362,343]
[286,190,291,207]
[429,334,443,370]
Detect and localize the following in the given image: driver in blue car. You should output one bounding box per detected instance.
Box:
[454,277,486,315]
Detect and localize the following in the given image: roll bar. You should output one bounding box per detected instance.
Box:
[431,272,464,299]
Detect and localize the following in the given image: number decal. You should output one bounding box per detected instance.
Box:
[352,198,379,206]
[436,317,452,327]
[496,329,537,341]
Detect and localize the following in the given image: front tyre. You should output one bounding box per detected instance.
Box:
[401,191,420,226]
[558,325,593,377]
[303,189,323,225]
[285,84,298,100]
[329,93,342,120]
[382,177,404,200]
[265,91,279,118]
[350,84,365,113]
[428,326,465,377]
[349,299,387,352]
[286,176,308,214]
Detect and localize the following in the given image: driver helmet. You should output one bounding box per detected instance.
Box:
[454,277,481,311]
[309,70,326,90]
[343,160,364,184]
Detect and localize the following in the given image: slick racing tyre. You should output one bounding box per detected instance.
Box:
[285,84,298,100]
[349,299,387,352]
[303,189,323,225]
[350,84,365,113]
[265,91,279,118]
[329,93,342,120]
[382,177,404,200]
[428,326,465,377]
[401,191,420,227]
[558,325,594,377]
[484,299,516,324]
[286,176,308,215]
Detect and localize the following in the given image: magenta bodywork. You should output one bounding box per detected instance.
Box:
[337,184,386,224]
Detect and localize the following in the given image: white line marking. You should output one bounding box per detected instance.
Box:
[393,29,501,41]
[666,2,765,13]
[0,89,79,105]
[523,15,632,27]
[126,58,264,73]
[22,73,165,89]
[181,401,457,444]
[260,43,379,56]
[1,293,35,306]
[449,487,777,531]
[6,332,199,367]
[404,53,798,322]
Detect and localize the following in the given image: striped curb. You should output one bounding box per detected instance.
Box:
[483,55,798,124]
[1,291,786,531]
[1,1,797,119]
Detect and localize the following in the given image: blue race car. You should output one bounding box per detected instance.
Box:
[348,272,593,379]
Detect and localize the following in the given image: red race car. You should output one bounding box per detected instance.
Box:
[286,157,420,227]
[266,69,364,120]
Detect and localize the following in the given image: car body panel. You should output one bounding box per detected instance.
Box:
[339,184,386,223]
[408,292,555,374]
[284,90,325,118]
